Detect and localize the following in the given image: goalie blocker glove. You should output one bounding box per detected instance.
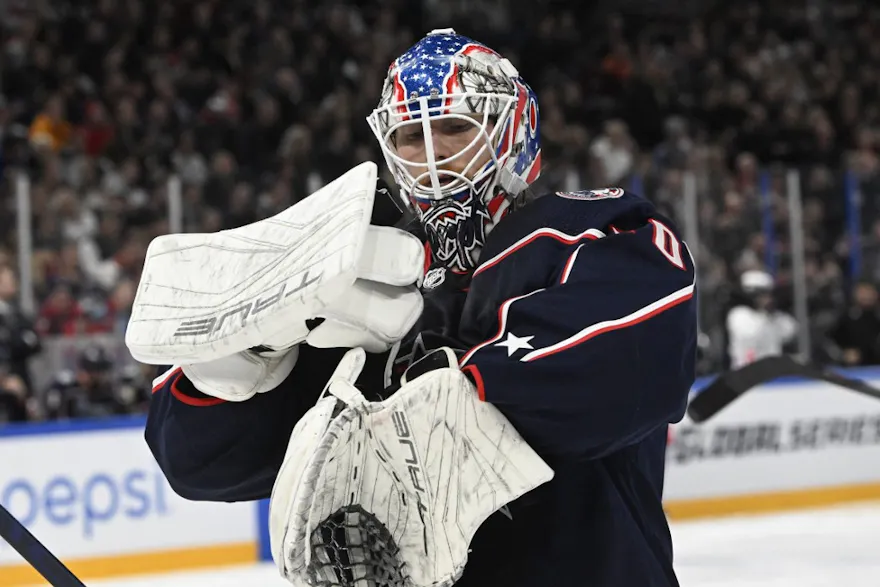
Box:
[126,163,424,366]
[132,163,424,403]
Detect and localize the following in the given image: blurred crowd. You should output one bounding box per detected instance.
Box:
[2,0,880,422]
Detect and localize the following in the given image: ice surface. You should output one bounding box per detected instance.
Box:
[672,503,880,586]
[27,502,880,586]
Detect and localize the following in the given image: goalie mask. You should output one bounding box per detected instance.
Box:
[367,29,542,272]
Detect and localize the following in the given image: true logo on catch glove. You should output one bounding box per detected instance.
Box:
[268,348,554,587]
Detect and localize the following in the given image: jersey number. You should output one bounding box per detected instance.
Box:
[649,219,686,270]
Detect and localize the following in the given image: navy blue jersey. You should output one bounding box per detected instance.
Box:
[147,188,697,587]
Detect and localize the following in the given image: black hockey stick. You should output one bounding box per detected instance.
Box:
[686,355,880,423]
[0,502,86,586]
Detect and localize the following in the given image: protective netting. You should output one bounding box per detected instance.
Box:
[308,505,409,587]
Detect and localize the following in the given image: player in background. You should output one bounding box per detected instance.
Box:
[142,29,698,587]
[726,269,798,368]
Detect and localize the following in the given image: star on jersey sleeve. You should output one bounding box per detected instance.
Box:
[459,217,698,459]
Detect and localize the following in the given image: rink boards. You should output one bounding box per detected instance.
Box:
[0,417,260,586]
[3,369,880,584]
[664,366,880,519]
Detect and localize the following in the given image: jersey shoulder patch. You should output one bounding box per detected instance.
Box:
[555,187,625,201]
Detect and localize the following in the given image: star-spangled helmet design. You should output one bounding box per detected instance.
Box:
[367,28,542,271]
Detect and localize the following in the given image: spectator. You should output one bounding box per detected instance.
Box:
[225,182,258,229]
[77,212,129,291]
[78,100,115,158]
[36,282,84,336]
[0,264,42,395]
[172,130,209,187]
[109,278,136,335]
[0,374,30,423]
[202,151,238,211]
[28,94,71,155]
[652,116,693,172]
[590,119,635,185]
[829,281,880,367]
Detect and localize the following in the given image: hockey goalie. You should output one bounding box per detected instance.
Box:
[130,30,698,587]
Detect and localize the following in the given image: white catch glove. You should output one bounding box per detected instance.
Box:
[268,347,554,587]
[180,346,299,402]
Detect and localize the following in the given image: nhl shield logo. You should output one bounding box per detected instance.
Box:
[422,267,446,290]
[556,187,624,201]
